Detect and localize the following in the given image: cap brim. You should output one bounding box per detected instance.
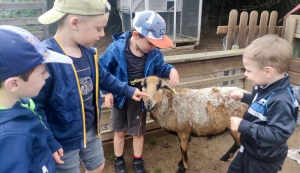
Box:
[43,50,73,64]
[146,35,173,49]
[38,9,66,25]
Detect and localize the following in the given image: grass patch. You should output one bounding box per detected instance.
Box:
[154,167,162,173]
[147,138,157,146]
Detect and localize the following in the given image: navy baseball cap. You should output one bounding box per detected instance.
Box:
[0,25,72,81]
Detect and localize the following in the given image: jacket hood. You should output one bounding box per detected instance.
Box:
[0,101,27,124]
[112,32,132,42]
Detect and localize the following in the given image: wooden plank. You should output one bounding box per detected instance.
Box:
[284,17,297,45]
[258,11,269,38]
[0,2,42,10]
[177,74,245,88]
[0,17,39,25]
[172,56,244,78]
[31,31,44,40]
[22,25,44,31]
[268,11,278,34]
[217,25,283,35]
[226,9,238,50]
[237,11,248,48]
[41,0,50,39]
[289,58,300,73]
[281,16,288,38]
[247,11,258,46]
[289,71,300,86]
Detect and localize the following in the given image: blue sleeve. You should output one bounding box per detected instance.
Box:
[32,74,62,153]
[98,67,135,99]
[0,134,32,173]
[241,93,253,105]
[238,98,296,147]
[152,50,174,78]
[98,45,136,97]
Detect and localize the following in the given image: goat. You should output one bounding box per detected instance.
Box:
[136,76,248,173]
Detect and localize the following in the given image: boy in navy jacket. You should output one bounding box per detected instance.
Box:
[229,35,298,173]
[0,25,72,173]
[35,0,147,173]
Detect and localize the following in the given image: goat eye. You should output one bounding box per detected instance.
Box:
[141,84,144,88]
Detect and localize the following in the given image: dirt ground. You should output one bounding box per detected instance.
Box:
[102,126,300,173]
[94,27,300,173]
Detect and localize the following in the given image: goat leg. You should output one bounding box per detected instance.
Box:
[220,142,239,161]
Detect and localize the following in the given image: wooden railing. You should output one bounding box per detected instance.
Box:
[0,0,49,40]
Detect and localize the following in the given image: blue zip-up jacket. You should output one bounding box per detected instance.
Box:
[238,75,298,161]
[33,38,136,152]
[99,31,174,108]
[0,99,56,173]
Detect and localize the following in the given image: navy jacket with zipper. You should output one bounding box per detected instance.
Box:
[0,99,56,173]
[239,75,298,161]
[33,38,136,152]
[99,31,174,108]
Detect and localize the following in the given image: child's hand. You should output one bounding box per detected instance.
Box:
[104,93,114,109]
[230,91,244,101]
[230,116,242,131]
[169,68,179,88]
[52,148,64,164]
[132,88,148,101]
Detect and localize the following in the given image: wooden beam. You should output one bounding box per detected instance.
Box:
[0,2,42,10]
[0,17,39,25]
[217,26,282,35]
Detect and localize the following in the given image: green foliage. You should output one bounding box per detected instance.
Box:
[154,167,162,173]
[0,0,39,18]
[109,152,115,161]
[147,138,156,146]
[107,24,122,33]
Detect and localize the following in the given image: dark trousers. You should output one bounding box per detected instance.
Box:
[227,150,285,173]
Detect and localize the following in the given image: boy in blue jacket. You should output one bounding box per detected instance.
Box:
[0,25,72,173]
[229,34,298,173]
[35,0,147,173]
[99,10,179,173]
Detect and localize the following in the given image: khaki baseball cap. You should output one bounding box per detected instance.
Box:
[38,0,111,25]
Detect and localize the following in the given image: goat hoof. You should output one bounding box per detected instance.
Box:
[176,166,186,173]
[220,155,229,161]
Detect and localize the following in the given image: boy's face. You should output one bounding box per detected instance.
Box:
[75,13,109,47]
[135,35,157,53]
[18,64,49,98]
[243,58,268,86]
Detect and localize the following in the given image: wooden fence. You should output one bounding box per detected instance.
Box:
[0,0,49,40]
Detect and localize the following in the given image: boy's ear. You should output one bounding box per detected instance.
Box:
[264,66,274,78]
[132,31,140,40]
[69,16,80,31]
[3,77,20,92]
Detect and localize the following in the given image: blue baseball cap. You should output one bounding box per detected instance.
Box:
[132,10,173,48]
[0,25,72,81]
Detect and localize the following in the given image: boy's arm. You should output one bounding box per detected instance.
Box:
[99,67,136,98]
[238,99,296,146]
[241,93,253,105]
[32,76,62,153]
[153,50,174,78]
[0,134,32,172]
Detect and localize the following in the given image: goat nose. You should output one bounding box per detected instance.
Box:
[145,100,153,110]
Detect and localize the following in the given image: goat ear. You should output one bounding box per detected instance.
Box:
[162,79,176,94]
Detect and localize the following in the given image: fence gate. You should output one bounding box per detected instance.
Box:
[0,0,49,40]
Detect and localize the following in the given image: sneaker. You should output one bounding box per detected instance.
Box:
[115,159,128,173]
[287,149,300,164]
[133,159,146,173]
